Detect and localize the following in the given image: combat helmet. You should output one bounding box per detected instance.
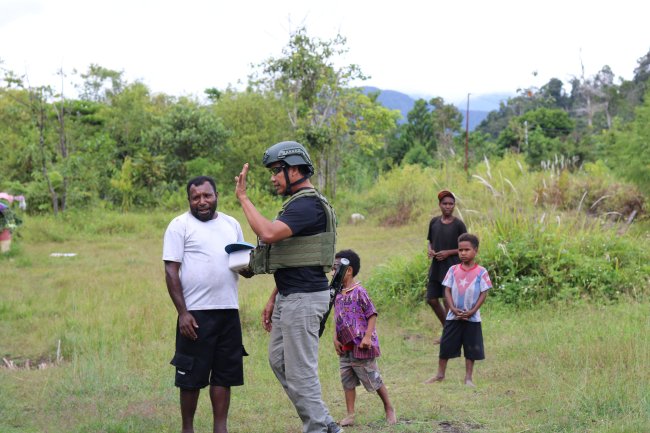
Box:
[262,141,314,177]
[262,141,315,196]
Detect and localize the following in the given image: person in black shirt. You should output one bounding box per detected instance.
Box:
[235,141,341,433]
[426,190,467,343]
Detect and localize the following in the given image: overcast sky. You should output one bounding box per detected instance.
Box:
[1,0,649,105]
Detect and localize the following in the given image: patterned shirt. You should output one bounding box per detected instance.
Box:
[442,263,492,322]
[334,283,381,359]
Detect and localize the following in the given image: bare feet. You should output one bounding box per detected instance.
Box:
[386,407,397,425]
[340,414,355,427]
[465,379,476,387]
[423,375,444,384]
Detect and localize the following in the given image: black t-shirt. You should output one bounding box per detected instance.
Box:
[274,190,329,295]
[426,216,467,282]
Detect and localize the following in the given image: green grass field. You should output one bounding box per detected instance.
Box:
[1,210,649,433]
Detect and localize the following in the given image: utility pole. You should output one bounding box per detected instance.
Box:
[465,93,470,175]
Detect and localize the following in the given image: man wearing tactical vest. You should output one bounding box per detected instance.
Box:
[235,141,342,433]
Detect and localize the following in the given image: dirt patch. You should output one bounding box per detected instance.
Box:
[402,333,426,341]
[2,340,63,370]
[123,399,158,419]
[438,420,483,433]
[2,355,61,370]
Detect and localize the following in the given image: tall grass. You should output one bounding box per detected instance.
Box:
[361,156,649,309]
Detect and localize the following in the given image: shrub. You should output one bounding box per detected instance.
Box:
[351,163,472,226]
[366,252,429,312]
[480,216,649,305]
[534,161,645,219]
[366,205,650,309]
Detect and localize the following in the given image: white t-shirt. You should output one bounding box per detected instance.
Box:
[162,211,245,310]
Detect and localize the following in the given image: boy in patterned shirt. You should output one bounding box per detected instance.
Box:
[332,249,396,427]
[424,233,492,387]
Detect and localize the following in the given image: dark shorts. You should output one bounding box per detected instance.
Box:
[170,309,247,389]
[426,279,445,299]
[439,320,485,361]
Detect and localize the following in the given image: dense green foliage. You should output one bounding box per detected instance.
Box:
[0,205,21,232]
[369,212,649,310]
[2,30,649,215]
[2,24,647,310]
[472,56,650,194]
[362,157,648,310]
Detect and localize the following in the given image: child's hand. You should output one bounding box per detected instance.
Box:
[434,250,451,261]
[458,309,474,320]
[333,338,344,356]
[463,310,476,320]
[360,335,372,350]
[450,306,464,318]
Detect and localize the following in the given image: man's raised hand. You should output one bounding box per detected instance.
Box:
[235,163,249,200]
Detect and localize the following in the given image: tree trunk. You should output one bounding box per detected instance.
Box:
[55,97,68,211]
[38,101,59,215]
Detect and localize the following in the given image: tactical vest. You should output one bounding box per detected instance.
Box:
[249,189,337,274]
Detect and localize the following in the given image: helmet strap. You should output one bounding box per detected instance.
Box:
[282,166,308,196]
[282,167,292,196]
[288,176,308,194]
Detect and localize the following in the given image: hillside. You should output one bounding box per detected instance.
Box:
[362,86,511,130]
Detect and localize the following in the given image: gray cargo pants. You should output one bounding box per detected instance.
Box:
[268,290,335,433]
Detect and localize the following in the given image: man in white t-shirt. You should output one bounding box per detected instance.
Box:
[163,176,248,433]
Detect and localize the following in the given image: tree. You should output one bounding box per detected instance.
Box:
[103,82,165,161]
[330,90,400,193]
[0,88,37,185]
[497,108,575,166]
[401,99,435,152]
[616,48,650,122]
[429,97,462,158]
[605,87,650,194]
[142,97,229,186]
[1,65,123,211]
[250,26,371,195]
[570,62,617,130]
[460,131,501,164]
[402,143,433,166]
[77,64,124,102]
[1,68,67,213]
[212,89,294,192]
[110,156,136,211]
[388,97,460,166]
[477,77,570,140]
[629,48,650,104]
[538,78,571,110]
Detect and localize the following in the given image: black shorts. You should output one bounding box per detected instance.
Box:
[426,279,445,299]
[170,309,247,389]
[439,320,485,361]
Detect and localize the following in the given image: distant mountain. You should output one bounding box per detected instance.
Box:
[364,87,416,121]
[362,86,511,131]
[455,93,512,112]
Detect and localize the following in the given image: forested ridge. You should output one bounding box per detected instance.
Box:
[1,28,648,214]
